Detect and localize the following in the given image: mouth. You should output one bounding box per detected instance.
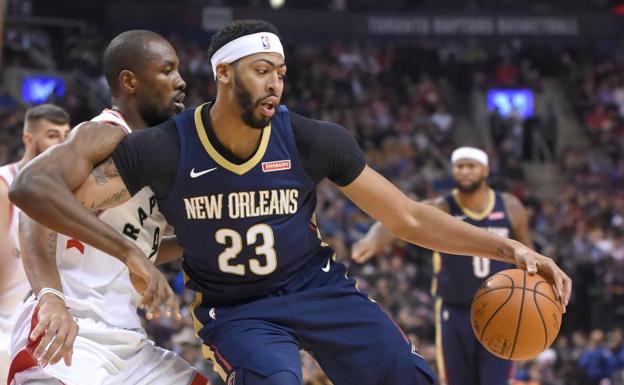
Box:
[173,93,186,113]
[259,96,278,118]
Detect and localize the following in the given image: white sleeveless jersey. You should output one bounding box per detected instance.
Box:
[56,109,167,330]
[0,162,20,250]
[0,161,29,316]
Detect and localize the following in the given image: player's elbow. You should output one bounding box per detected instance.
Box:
[383,201,423,242]
[8,176,30,207]
[9,171,46,211]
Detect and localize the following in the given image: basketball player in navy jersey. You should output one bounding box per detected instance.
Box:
[10,20,571,385]
[352,146,532,385]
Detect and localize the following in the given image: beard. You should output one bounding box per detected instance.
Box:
[140,104,174,127]
[34,141,44,156]
[234,77,272,130]
[456,179,484,193]
[136,95,176,127]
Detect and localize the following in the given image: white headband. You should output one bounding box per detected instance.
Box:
[451,147,489,166]
[210,32,285,80]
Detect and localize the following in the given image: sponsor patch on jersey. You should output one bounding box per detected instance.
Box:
[261,159,291,172]
[488,211,505,220]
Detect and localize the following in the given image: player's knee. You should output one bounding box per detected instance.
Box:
[230,369,301,385]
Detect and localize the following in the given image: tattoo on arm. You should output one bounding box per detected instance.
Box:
[82,188,129,213]
[46,229,57,256]
[93,158,120,185]
[81,157,129,212]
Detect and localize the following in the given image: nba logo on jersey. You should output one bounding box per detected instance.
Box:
[261,35,270,49]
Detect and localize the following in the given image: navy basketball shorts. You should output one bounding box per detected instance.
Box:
[435,300,515,385]
[191,258,436,385]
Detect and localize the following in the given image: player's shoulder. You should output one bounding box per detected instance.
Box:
[289,111,347,133]
[0,176,9,197]
[288,111,318,133]
[124,119,179,147]
[0,170,12,207]
[500,191,522,206]
[69,120,128,141]
[500,191,527,215]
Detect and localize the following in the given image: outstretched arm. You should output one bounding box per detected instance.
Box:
[350,197,448,263]
[340,166,572,310]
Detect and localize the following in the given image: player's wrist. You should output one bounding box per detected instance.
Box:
[495,239,518,264]
[37,287,67,305]
[119,241,143,264]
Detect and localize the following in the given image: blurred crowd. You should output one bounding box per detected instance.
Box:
[2,24,624,385]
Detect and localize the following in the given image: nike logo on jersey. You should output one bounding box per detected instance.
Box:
[190,167,217,178]
[321,258,331,272]
[411,344,424,358]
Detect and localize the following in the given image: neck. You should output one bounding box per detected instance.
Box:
[456,184,491,212]
[209,94,263,160]
[111,97,148,131]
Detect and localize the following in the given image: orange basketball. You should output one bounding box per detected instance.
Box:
[471,269,563,360]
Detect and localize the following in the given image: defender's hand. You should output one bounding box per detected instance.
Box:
[30,294,78,367]
[509,240,572,312]
[125,247,181,321]
[351,235,383,263]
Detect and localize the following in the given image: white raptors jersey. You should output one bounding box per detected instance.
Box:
[0,161,29,316]
[0,162,20,252]
[56,109,167,330]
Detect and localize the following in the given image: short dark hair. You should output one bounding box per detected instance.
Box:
[103,30,167,94]
[207,19,280,61]
[25,104,70,131]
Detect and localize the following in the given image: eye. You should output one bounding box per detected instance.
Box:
[256,68,268,75]
[163,68,172,75]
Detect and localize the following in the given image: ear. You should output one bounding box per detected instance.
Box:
[22,132,34,151]
[215,63,233,85]
[484,165,490,178]
[119,70,138,94]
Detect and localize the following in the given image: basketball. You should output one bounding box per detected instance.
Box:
[471,269,563,360]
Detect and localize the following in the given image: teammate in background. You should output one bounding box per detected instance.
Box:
[10,20,571,385]
[7,30,208,385]
[352,146,533,385]
[0,104,70,384]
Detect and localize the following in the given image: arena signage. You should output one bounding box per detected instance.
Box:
[367,16,579,36]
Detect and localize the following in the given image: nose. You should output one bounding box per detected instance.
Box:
[175,72,186,91]
[266,71,279,95]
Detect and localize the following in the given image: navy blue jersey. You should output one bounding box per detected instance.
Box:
[159,104,333,306]
[432,189,515,305]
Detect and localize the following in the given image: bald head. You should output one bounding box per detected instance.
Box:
[103,30,169,95]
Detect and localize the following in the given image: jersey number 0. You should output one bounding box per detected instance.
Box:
[472,257,491,278]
